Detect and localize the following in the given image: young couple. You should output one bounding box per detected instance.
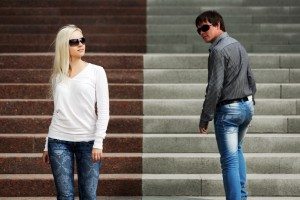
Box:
[43,10,255,200]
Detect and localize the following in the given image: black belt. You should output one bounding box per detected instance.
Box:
[218,96,249,107]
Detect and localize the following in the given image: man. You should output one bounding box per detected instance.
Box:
[196,10,256,200]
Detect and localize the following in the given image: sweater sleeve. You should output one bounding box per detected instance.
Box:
[93,67,110,149]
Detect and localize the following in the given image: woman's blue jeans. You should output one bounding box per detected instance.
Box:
[48,138,101,200]
[214,100,254,200]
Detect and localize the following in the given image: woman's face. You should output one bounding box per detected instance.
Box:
[69,30,85,59]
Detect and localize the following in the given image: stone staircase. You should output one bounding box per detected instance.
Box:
[147,0,300,53]
[142,54,300,198]
[1,0,300,199]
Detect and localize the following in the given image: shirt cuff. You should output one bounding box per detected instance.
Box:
[44,137,48,151]
[199,120,209,128]
[93,138,104,150]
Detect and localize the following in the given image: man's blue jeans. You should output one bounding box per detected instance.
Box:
[214,100,254,200]
[48,138,101,200]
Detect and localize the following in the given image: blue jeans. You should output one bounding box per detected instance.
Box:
[48,138,101,200]
[214,100,254,200]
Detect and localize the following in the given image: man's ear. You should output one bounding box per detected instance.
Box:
[216,22,221,30]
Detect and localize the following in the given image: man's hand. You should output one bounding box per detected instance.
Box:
[199,122,209,134]
[92,148,103,163]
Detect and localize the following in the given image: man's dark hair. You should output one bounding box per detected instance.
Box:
[195,10,226,32]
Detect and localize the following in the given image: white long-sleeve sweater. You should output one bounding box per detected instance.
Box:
[44,63,109,151]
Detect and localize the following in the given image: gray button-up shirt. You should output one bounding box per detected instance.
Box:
[199,32,256,126]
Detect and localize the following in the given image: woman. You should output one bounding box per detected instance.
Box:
[42,24,109,200]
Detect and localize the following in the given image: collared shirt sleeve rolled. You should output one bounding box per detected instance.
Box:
[200,50,225,126]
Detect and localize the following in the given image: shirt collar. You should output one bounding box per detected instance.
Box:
[209,32,228,53]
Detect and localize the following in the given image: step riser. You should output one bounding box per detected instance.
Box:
[0,85,143,99]
[0,135,142,153]
[0,8,146,16]
[142,178,300,196]
[143,136,300,153]
[0,156,142,174]
[148,16,300,24]
[0,0,146,7]
[143,156,300,174]
[143,69,300,84]
[0,25,146,34]
[143,116,300,133]
[147,7,300,16]
[0,100,142,116]
[143,100,299,115]
[0,178,142,196]
[0,45,146,53]
[0,54,143,69]
[147,0,300,6]
[0,117,143,133]
[143,54,300,69]
[144,84,299,99]
[0,36,146,45]
[0,69,143,83]
[0,16,146,25]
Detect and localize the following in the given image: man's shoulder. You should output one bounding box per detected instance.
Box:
[212,35,239,53]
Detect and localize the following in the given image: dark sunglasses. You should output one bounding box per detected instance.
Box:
[197,24,212,34]
[69,37,86,46]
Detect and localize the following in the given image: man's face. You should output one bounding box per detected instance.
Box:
[197,20,222,43]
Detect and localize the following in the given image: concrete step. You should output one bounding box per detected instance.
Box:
[142,174,300,196]
[147,6,300,16]
[0,0,146,7]
[0,99,142,116]
[0,25,146,34]
[149,33,300,45]
[0,7,145,16]
[148,44,300,53]
[0,83,143,99]
[0,16,145,25]
[143,99,300,115]
[143,83,300,99]
[0,174,142,196]
[143,153,300,174]
[0,133,142,153]
[144,69,300,83]
[0,153,142,174]
[0,69,143,83]
[147,24,300,34]
[0,115,143,134]
[0,53,143,69]
[147,0,300,6]
[143,115,300,134]
[143,54,300,69]
[148,15,300,24]
[143,134,300,153]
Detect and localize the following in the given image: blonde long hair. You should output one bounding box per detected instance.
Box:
[49,24,82,97]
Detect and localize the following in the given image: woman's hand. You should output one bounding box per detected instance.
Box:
[42,151,50,164]
[92,148,103,163]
